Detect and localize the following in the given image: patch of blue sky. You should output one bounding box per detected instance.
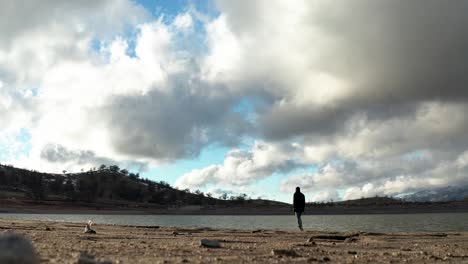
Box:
[141,143,229,186]
[232,97,256,119]
[137,0,189,17]
[136,0,219,19]
[402,150,426,160]
[335,188,347,201]
[90,0,218,62]
[30,87,38,97]
[0,128,32,161]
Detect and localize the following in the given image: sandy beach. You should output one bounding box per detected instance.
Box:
[1,219,468,263]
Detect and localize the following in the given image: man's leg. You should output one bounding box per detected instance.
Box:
[296,212,303,230]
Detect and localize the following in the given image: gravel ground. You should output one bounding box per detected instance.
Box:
[1,219,468,263]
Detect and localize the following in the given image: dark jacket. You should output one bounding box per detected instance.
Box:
[293,191,305,213]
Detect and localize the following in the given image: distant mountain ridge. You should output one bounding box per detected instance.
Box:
[398,185,468,202]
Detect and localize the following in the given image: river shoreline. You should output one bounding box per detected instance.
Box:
[1,219,468,263]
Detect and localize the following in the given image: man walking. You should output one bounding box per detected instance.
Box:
[293,186,305,231]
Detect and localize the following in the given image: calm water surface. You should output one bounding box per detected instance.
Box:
[1,213,467,233]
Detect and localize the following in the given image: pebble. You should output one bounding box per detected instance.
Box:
[345,237,358,243]
[74,252,112,264]
[271,249,299,257]
[0,231,39,264]
[200,239,221,248]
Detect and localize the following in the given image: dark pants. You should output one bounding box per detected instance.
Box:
[295,211,303,230]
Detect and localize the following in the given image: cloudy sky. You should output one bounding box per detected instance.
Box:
[2,0,468,203]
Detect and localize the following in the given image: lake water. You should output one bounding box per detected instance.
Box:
[1,213,467,233]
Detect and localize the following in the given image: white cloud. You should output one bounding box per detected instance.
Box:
[202,15,242,82]
[175,141,306,189]
[173,13,193,31]
[311,190,340,203]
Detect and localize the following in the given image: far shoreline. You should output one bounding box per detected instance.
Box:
[1,203,468,215]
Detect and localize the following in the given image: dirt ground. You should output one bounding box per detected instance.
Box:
[1,219,468,263]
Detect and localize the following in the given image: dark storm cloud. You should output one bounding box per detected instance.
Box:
[40,143,147,171]
[250,0,468,141]
[98,74,253,160]
[0,0,147,48]
[0,1,103,47]
[319,0,468,101]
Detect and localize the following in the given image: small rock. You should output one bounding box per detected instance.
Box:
[0,231,39,264]
[348,251,357,255]
[345,237,358,243]
[200,239,221,248]
[271,249,299,257]
[74,252,112,264]
[306,237,314,243]
[172,231,179,235]
[323,256,331,261]
[45,227,52,231]
[251,229,262,233]
[75,252,96,264]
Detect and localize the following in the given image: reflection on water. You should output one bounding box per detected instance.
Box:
[0,213,467,232]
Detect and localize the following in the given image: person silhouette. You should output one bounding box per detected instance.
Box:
[293,186,305,231]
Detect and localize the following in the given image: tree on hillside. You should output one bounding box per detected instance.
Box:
[147,181,156,193]
[219,193,228,200]
[49,176,64,194]
[159,181,171,188]
[129,172,139,180]
[77,175,99,202]
[113,177,142,201]
[0,170,6,185]
[63,179,76,200]
[109,165,120,173]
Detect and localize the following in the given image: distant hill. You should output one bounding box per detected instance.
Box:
[336,196,402,205]
[398,185,468,202]
[0,163,285,208]
[3,163,468,215]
